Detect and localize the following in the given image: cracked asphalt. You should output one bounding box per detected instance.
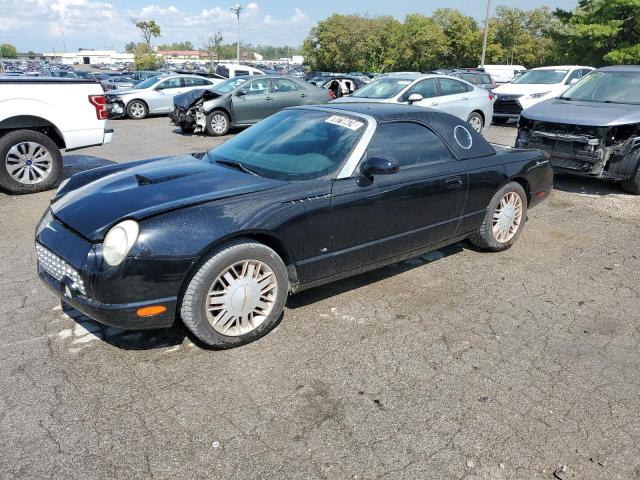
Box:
[1,117,639,479]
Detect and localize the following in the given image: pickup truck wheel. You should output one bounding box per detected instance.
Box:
[127,100,148,120]
[0,130,62,194]
[180,239,289,348]
[470,182,528,252]
[621,163,640,195]
[205,111,230,136]
[467,112,484,133]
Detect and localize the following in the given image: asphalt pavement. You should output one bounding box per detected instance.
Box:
[1,117,639,479]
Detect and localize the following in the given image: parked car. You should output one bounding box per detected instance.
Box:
[481,65,527,84]
[74,71,97,80]
[130,70,164,82]
[308,76,365,98]
[447,70,496,91]
[40,69,78,79]
[492,66,594,123]
[169,75,331,136]
[332,74,494,133]
[106,74,219,120]
[101,75,134,92]
[0,77,112,193]
[516,65,640,194]
[35,103,552,347]
[214,63,264,78]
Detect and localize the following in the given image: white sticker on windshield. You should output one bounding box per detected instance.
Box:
[325,115,365,131]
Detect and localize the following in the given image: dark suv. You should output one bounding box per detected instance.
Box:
[448,70,496,91]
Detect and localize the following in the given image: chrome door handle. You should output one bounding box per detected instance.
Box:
[301,93,307,97]
[445,176,463,188]
[430,102,439,106]
[265,96,273,100]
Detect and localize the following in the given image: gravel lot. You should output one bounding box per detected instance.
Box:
[1,117,639,479]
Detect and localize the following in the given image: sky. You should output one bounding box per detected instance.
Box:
[0,0,579,53]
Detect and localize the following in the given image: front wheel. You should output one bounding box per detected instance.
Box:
[205,111,230,136]
[467,112,484,133]
[180,239,289,348]
[470,182,528,251]
[0,130,62,194]
[127,100,148,120]
[621,161,640,194]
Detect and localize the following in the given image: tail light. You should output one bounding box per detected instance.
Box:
[88,94,107,120]
[488,91,494,101]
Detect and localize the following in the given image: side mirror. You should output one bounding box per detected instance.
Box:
[568,78,579,85]
[407,93,423,104]
[363,157,399,176]
[236,90,246,96]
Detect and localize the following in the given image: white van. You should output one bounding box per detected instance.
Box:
[215,63,264,79]
[480,65,527,84]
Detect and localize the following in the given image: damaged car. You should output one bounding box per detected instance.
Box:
[516,66,640,194]
[169,75,331,136]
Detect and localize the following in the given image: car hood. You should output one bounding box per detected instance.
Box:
[331,96,391,104]
[52,154,285,241]
[521,98,640,126]
[494,83,564,96]
[173,88,220,110]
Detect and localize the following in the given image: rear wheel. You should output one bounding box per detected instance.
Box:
[467,112,484,133]
[127,100,148,120]
[470,182,528,251]
[0,130,62,194]
[205,111,230,136]
[621,161,640,194]
[180,239,289,348]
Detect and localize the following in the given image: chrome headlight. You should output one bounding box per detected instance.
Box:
[103,220,139,266]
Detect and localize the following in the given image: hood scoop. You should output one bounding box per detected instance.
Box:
[135,171,199,186]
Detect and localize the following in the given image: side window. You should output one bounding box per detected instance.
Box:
[234,70,250,77]
[580,69,592,78]
[403,79,437,99]
[438,78,470,96]
[367,122,455,169]
[183,77,209,87]
[157,78,181,90]
[482,74,493,84]
[565,69,583,84]
[272,78,302,93]
[240,78,270,96]
[462,73,478,84]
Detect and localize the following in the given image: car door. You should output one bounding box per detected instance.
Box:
[149,77,185,113]
[331,121,468,273]
[432,78,474,120]
[231,78,275,124]
[396,78,438,106]
[271,78,310,110]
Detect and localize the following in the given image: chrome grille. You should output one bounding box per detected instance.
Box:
[36,244,86,295]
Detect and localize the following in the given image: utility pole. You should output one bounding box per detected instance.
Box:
[231,3,242,63]
[480,0,491,68]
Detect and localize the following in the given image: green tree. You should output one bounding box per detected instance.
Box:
[134,20,161,49]
[0,43,18,59]
[432,9,482,68]
[124,42,137,53]
[133,43,161,71]
[157,41,194,51]
[554,0,640,66]
[396,14,448,71]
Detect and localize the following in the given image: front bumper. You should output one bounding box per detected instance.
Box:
[106,98,126,119]
[35,215,177,330]
[169,107,195,127]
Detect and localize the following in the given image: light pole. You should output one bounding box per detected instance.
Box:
[231,3,242,63]
[480,0,491,68]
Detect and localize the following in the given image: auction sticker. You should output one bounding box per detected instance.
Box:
[325,115,365,131]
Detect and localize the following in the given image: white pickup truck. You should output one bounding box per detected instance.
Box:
[0,77,113,193]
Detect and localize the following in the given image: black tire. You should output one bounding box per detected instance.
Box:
[467,112,484,133]
[126,100,148,120]
[470,181,528,252]
[0,130,62,194]
[179,124,194,135]
[621,161,640,195]
[180,239,289,348]
[205,110,230,136]
[493,117,509,125]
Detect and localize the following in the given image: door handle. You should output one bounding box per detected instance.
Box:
[445,176,463,188]
[265,96,273,100]
[301,93,307,97]
[430,102,439,106]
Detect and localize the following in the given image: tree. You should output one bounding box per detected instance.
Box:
[133,43,161,71]
[0,44,17,59]
[157,41,194,51]
[433,9,482,68]
[554,0,640,66]
[396,15,448,71]
[134,20,161,49]
[124,42,137,53]
[205,33,224,62]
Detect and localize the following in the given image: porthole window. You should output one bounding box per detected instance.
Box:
[454,125,473,150]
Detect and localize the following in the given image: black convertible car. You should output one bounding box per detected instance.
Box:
[36,104,552,348]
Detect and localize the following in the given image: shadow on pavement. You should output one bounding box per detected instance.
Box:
[553,174,628,197]
[287,242,467,309]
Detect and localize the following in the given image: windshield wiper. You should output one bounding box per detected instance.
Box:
[215,159,261,176]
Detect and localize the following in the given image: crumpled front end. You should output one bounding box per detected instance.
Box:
[170,88,220,133]
[106,96,127,119]
[516,118,640,180]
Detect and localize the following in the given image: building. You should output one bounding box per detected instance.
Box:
[42,50,134,65]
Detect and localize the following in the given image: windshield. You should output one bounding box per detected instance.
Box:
[207,110,365,181]
[213,77,248,93]
[135,77,160,89]
[350,77,413,99]
[512,69,568,85]
[560,71,640,104]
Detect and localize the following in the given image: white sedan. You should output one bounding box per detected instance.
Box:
[106,74,222,120]
[332,74,494,133]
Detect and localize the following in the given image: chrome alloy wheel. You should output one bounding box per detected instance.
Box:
[206,260,278,336]
[492,191,523,243]
[129,102,146,118]
[210,114,228,134]
[5,141,53,185]
[468,115,483,132]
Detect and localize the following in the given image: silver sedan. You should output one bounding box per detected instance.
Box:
[106,74,221,120]
[332,74,494,133]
